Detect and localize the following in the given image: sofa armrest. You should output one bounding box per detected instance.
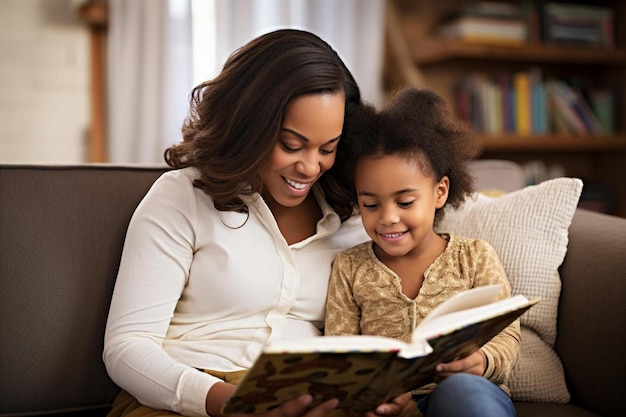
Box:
[556,209,626,417]
[0,165,168,416]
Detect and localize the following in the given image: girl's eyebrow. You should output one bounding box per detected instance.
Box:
[281,128,341,145]
[358,188,417,197]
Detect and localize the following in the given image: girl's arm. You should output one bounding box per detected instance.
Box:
[433,239,520,383]
[324,251,361,335]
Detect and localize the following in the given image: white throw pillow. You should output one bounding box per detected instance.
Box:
[436,177,583,402]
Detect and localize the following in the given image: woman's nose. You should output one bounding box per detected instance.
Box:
[296,152,321,176]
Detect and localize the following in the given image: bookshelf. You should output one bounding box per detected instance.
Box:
[410,40,626,65]
[479,134,626,152]
[384,0,626,217]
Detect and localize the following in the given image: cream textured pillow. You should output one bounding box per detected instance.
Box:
[436,177,583,402]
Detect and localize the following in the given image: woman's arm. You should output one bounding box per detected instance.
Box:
[104,172,220,416]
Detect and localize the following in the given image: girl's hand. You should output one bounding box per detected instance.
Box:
[367,392,415,417]
[433,350,486,382]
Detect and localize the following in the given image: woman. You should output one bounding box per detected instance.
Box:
[103,29,412,417]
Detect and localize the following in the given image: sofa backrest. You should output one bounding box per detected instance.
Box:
[556,208,626,417]
[0,165,168,416]
[2,164,625,416]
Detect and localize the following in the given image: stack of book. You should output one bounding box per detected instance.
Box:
[542,2,614,48]
[436,1,529,45]
[545,79,605,135]
[455,69,614,136]
[455,69,548,135]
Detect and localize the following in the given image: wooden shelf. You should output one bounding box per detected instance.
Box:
[384,0,626,217]
[411,39,626,66]
[480,134,626,152]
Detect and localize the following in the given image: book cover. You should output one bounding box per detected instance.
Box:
[222,285,538,415]
[543,2,614,47]
[438,16,528,45]
[442,1,524,21]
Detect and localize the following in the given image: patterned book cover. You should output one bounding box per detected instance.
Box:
[222,292,538,415]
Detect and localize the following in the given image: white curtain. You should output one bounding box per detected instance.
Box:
[107,0,193,164]
[107,0,385,163]
[205,0,386,106]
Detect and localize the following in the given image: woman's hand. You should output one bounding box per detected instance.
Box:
[367,392,415,417]
[433,350,486,382]
[261,395,339,417]
[228,395,339,417]
[206,383,340,417]
[206,383,414,417]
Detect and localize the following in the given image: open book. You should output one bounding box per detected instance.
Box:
[222,285,538,415]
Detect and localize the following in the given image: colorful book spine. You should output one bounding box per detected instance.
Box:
[545,81,587,135]
[529,68,548,134]
[514,71,531,135]
[589,89,614,133]
[498,73,515,133]
[549,80,602,134]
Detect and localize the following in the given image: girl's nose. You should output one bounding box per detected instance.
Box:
[379,205,400,225]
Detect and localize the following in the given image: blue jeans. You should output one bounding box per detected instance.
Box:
[415,374,516,417]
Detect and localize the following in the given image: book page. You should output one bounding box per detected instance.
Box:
[399,298,537,362]
[417,285,503,327]
[263,335,408,354]
[412,295,533,342]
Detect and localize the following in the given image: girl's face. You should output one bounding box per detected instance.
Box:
[260,93,345,209]
[355,154,449,260]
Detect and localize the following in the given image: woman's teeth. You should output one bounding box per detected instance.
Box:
[285,178,307,190]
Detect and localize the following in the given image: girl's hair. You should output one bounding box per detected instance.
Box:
[164,29,362,221]
[341,87,482,224]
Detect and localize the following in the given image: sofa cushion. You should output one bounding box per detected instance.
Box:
[436,177,582,403]
[515,401,601,417]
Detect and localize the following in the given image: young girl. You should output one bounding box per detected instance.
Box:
[325,87,520,417]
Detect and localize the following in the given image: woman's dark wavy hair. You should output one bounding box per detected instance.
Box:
[164,29,362,221]
[340,87,482,225]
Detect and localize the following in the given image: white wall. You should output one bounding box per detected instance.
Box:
[0,0,90,164]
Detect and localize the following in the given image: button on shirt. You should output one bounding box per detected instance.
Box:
[103,167,369,416]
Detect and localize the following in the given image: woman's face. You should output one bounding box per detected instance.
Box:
[260,92,345,209]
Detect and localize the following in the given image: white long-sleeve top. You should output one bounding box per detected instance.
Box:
[103,167,368,416]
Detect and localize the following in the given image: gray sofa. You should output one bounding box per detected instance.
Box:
[1,164,625,417]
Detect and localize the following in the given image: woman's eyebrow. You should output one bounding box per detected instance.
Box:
[281,128,341,144]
